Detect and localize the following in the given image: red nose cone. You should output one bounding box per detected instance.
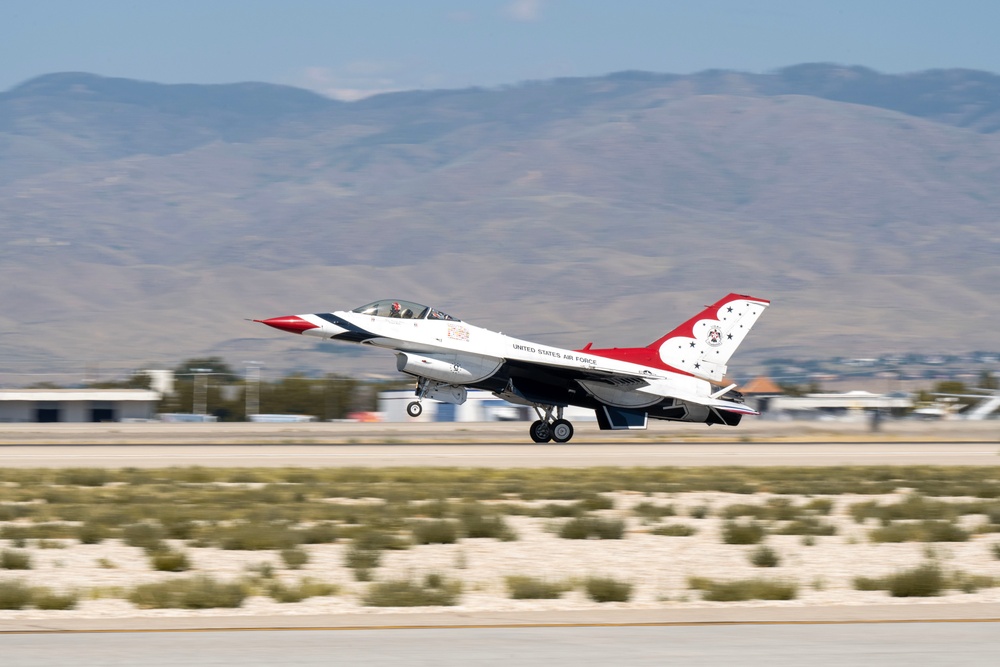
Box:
[255,315,319,334]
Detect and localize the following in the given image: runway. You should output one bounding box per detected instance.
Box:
[1,441,999,467]
[3,621,999,666]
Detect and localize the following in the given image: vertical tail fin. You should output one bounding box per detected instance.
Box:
[650,293,770,383]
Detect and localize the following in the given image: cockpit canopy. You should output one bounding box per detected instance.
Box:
[351,300,459,321]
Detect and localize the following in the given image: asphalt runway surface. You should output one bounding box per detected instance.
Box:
[3,621,1000,666]
[1,441,999,467]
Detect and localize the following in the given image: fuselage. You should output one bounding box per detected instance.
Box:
[285,305,711,412]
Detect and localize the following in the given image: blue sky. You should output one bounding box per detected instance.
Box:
[2,0,998,99]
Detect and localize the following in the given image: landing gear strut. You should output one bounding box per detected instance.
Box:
[529,405,574,443]
[407,378,430,418]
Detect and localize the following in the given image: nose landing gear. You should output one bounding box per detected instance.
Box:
[529,405,574,443]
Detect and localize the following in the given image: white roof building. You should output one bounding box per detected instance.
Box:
[0,389,161,423]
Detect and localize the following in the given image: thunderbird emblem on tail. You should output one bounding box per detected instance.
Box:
[255,293,770,443]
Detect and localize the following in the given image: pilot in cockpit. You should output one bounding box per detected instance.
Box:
[390,302,402,317]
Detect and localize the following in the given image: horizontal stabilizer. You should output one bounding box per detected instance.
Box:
[636,380,760,415]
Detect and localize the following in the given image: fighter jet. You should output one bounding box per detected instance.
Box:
[255,293,769,443]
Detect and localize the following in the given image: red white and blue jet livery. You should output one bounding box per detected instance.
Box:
[255,293,770,443]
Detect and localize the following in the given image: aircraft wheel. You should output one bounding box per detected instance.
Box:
[406,401,423,418]
[529,419,552,443]
[551,419,574,443]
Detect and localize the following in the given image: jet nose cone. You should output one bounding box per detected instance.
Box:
[254,315,319,334]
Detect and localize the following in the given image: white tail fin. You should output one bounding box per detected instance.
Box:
[649,293,770,382]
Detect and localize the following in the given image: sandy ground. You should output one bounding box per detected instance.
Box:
[3,490,1000,623]
[2,419,999,628]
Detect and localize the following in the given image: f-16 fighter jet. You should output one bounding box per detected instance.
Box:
[255,293,769,443]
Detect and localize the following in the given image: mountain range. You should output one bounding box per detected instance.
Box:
[1,64,998,383]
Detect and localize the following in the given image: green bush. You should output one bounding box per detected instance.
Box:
[850,494,966,523]
[298,523,338,544]
[856,564,996,596]
[584,576,632,603]
[651,524,697,537]
[362,577,461,607]
[0,549,32,570]
[578,493,614,511]
[129,575,246,609]
[749,545,781,567]
[0,579,32,609]
[886,563,945,597]
[218,523,301,550]
[951,571,997,594]
[246,562,275,579]
[869,521,969,543]
[541,503,584,518]
[2,524,75,540]
[345,545,381,581]
[558,517,625,540]
[459,507,517,540]
[150,549,191,572]
[558,516,591,540]
[633,502,676,520]
[32,588,79,610]
[280,547,309,570]
[77,522,111,544]
[267,578,337,603]
[775,516,837,536]
[122,523,166,552]
[350,528,408,551]
[37,539,66,549]
[854,563,943,597]
[505,575,570,599]
[688,576,797,601]
[412,520,459,545]
[689,505,711,519]
[853,575,884,591]
[721,521,767,545]
[58,468,110,487]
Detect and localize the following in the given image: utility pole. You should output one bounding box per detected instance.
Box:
[190,368,211,415]
[244,361,262,420]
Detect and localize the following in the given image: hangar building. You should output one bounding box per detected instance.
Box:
[0,389,161,423]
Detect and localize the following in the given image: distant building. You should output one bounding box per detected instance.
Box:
[768,390,912,420]
[0,389,161,423]
[740,376,784,413]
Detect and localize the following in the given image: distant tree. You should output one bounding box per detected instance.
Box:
[777,381,821,397]
[934,380,967,395]
[931,380,977,408]
[88,373,152,389]
[980,371,998,391]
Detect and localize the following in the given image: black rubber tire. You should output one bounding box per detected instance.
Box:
[529,419,552,443]
[406,401,423,418]
[551,419,574,443]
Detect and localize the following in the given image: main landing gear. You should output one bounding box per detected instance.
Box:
[529,405,574,443]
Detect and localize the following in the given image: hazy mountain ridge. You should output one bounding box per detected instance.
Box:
[1,65,998,379]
